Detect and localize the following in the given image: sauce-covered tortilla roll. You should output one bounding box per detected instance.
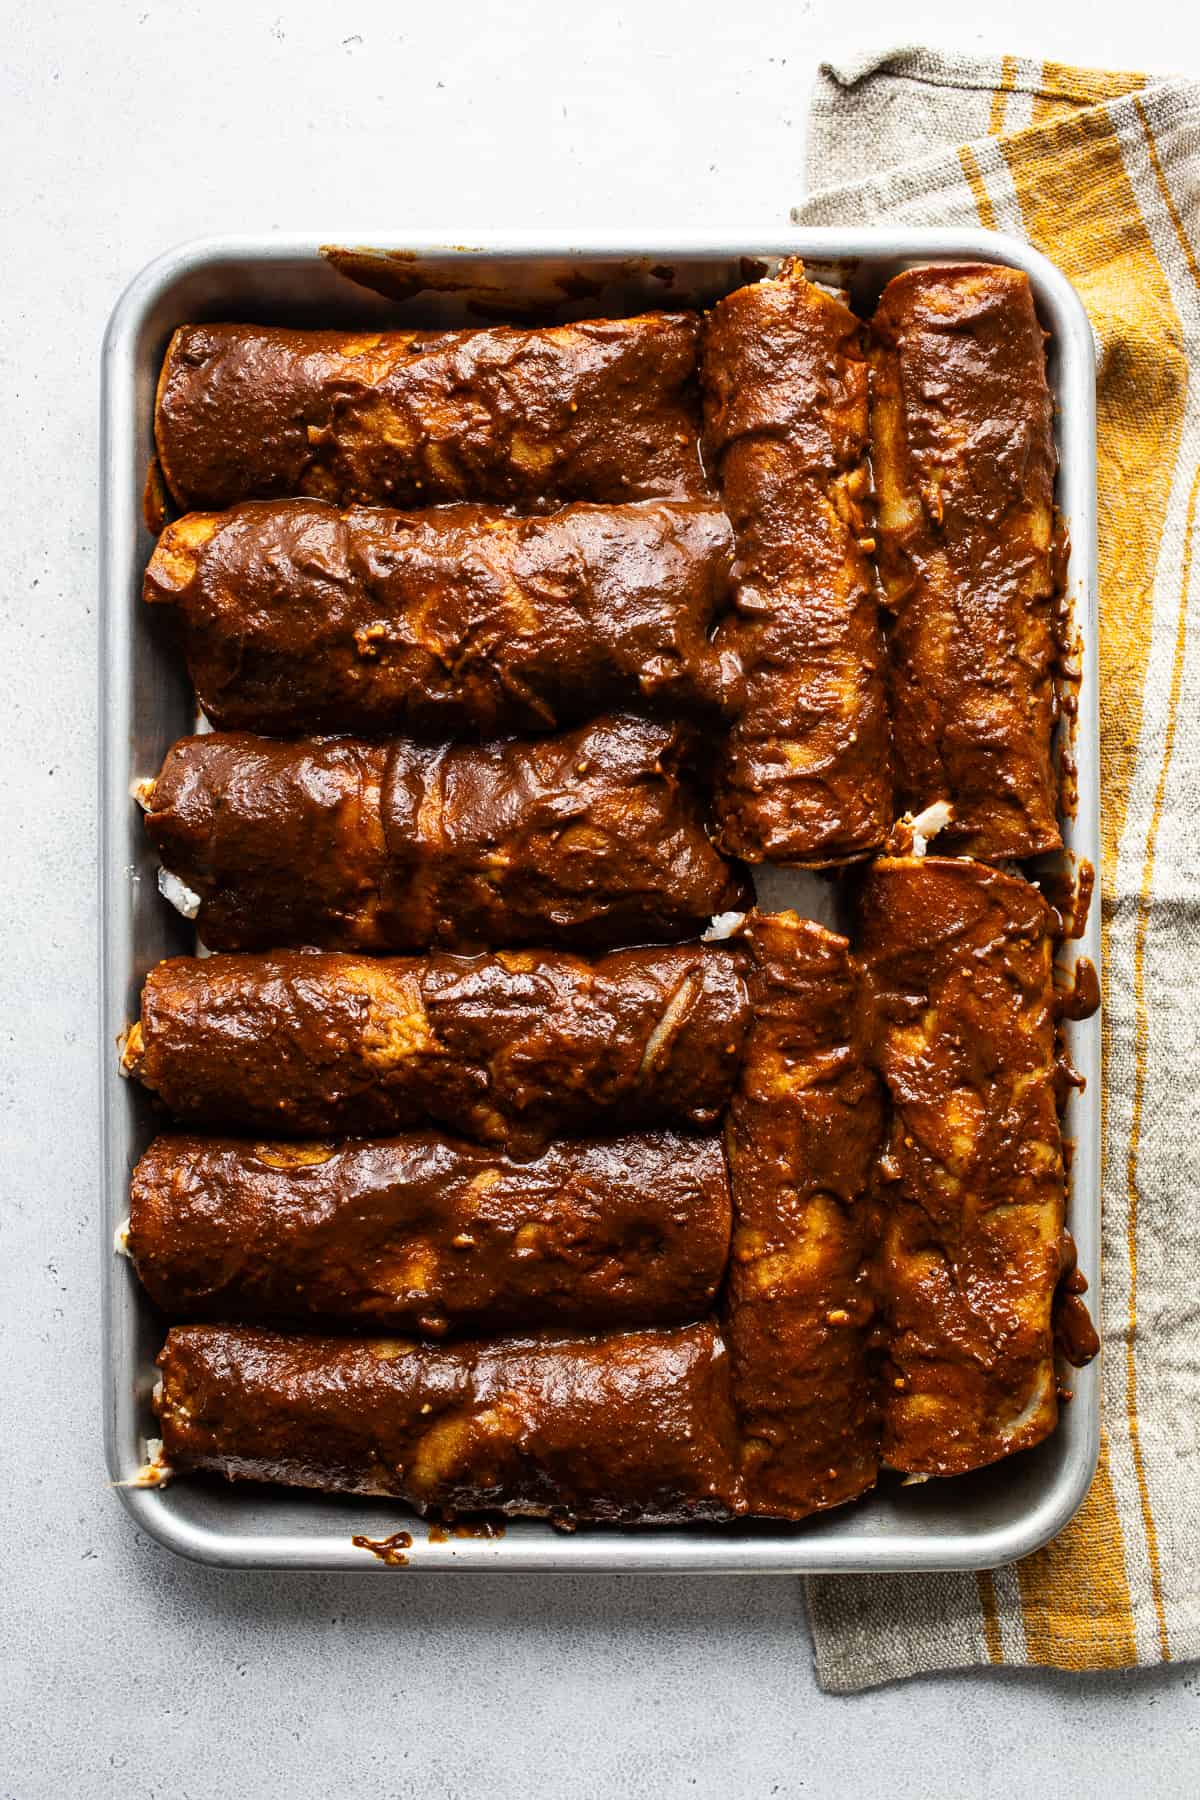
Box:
[725,913,882,1518]
[156,1322,745,1522]
[869,265,1060,860]
[154,315,707,514]
[128,1131,731,1336]
[859,856,1066,1475]
[144,716,747,953]
[145,498,731,738]
[122,945,750,1149]
[702,260,892,866]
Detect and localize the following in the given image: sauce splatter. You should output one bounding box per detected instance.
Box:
[1058,955,1100,1021]
[1043,859,1095,941]
[351,1530,412,1567]
[1054,1232,1100,1368]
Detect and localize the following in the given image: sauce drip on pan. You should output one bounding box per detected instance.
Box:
[351,1529,413,1567]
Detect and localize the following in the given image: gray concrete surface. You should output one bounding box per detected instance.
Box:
[3,3,1198,1794]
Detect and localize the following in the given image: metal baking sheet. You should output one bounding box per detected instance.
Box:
[100,230,1100,1572]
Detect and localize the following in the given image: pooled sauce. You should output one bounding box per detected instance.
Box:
[1055,1293,1100,1368]
[1044,860,1095,941]
[1058,956,1100,1021]
[1053,1232,1101,1369]
[321,246,546,315]
[555,270,607,301]
[352,1530,412,1567]
[1053,951,1099,1104]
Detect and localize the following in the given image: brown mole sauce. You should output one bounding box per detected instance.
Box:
[1053,952,1099,1100]
[1047,868,1100,1376]
[1040,859,1095,941]
[1048,869,1099,1372]
[1054,1231,1102,1369]
[1051,523,1082,820]
[351,1529,413,1566]
[1058,956,1101,1022]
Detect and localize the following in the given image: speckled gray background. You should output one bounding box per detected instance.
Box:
[4,3,1198,1793]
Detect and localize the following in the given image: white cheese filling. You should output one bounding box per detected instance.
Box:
[909,800,954,858]
[701,910,747,943]
[158,867,202,920]
[119,1438,173,1489]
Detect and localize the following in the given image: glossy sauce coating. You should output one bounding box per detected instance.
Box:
[129,1131,731,1335]
[725,912,883,1517]
[145,717,747,952]
[154,315,707,513]
[156,1322,745,1523]
[869,266,1060,860]
[702,261,892,865]
[144,497,732,738]
[124,945,750,1151]
[859,856,1066,1475]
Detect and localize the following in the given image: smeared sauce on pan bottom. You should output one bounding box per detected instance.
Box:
[427,1520,506,1542]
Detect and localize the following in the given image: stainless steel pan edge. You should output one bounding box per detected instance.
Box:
[100,229,1100,1573]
